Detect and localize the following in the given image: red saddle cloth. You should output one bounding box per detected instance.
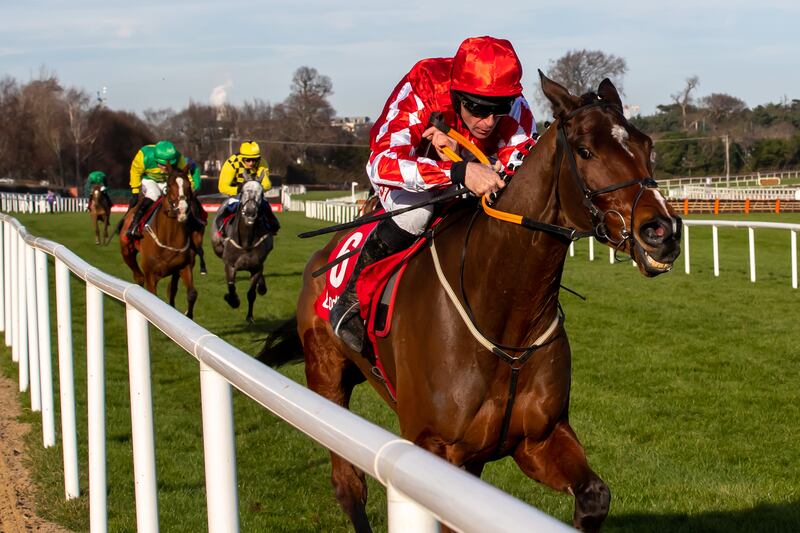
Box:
[314,215,429,334]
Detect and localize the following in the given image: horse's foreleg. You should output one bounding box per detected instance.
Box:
[304,326,371,532]
[94,220,100,245]
[103,217,110,241]
[180,266,197,319]
[513,420,610,532]
[222,264,240,310]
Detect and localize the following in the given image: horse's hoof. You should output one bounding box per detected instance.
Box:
[223,293,240,309]
[95,239,100,245]
[246,315,255,325]
[200,268,207,276]
[257,284,267,296]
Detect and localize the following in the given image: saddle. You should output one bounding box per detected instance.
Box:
[314,211,445,398]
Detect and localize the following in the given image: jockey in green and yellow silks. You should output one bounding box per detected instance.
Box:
[126,140,201,239]
[85,170,112,210]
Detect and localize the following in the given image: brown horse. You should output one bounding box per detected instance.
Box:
[259,72,682,532]
[120,170,199,318]
[88,185,111,245]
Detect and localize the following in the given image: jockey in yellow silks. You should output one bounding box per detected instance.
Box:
[216,140,280,235]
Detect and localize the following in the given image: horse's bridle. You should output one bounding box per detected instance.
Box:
[483,99,658,260]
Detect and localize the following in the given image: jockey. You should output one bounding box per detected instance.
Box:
[85,170,112,210]
[126,140,201,239]
[330,35,538,352]
[217,140,281,235]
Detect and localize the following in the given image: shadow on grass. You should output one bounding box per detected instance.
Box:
[608,501,800,532]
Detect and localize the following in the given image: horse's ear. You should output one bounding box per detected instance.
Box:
[539,69,580,119]
[598,78,623,109]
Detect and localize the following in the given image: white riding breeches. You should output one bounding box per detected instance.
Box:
[141,179,167,201]
[377,185,453,235]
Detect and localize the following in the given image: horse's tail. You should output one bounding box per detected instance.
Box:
[256,316,304,367]
[104,217,125,246]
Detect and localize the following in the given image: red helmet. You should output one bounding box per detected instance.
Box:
[450,36,523,98]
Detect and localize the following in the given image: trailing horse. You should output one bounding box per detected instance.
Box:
[259,72,681,532]
[88,184,111,245]
[119,169,199,318]
[211,180,274,323]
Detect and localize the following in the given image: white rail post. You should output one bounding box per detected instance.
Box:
[86,284,108,532]
[125,305,159,533]
[791,230,798,289]
[387,484,439,532]
[684,224,691,274]
[10,227,19,361]
[712,225,720,277]
[0,221,4,337]
[17,231,29,391]
[608,246,614,264]
[589,238,595,261]
[3,222,10,346]
[200,360,239,533]
[56,259,79,498]
[36,250,55,447]
[569,241,574,257]
[748,227,756,283]
[25,243,41,411]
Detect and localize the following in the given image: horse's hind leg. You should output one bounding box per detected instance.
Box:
[193,230,207,275]
[180,266,198,319]
[94,219,100,245]
[168,273,179,307]
[513,420,610,532]
[304,328,371,532]
[245,270,264,324]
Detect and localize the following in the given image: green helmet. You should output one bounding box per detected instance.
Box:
[88,170,106,183]
[154,140,179,165]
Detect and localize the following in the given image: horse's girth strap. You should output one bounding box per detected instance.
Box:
[429,239,560,357]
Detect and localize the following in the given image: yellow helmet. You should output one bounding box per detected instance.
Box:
[239,141,261,159]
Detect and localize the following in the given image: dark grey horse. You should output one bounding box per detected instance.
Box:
[211,180,274,323]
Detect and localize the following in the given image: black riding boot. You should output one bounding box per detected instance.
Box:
[126,198,154,239]
[329,219,416,352]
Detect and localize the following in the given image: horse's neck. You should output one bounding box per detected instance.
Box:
[234,212,264,247]
[152,201,188,241]
[450,130,569,345]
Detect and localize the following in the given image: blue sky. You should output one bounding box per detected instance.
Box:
[2,0,798,123]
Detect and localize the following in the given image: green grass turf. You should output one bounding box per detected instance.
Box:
[1,210,799,532]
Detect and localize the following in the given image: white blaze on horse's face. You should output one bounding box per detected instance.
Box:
[611,125,633,158]
[176,177,189,222]
[240,180,264,225]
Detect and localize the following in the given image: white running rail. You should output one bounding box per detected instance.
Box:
[0,213,572,533]
[0,193,83,213]
[567,220,800,289]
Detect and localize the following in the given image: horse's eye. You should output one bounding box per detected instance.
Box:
[578,147,592,160]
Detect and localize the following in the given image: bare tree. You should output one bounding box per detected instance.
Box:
[278,66,336,164]
[699,93,746,123]
[671,76,700,129]
[65,88,99,188]
[540,49,627,108]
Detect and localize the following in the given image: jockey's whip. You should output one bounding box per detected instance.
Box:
[297,185,469,239]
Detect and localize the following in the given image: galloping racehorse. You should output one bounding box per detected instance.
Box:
[259,72,682,532]
[211,180,274,323]
[88,184,111,245]
[120,169,199,318]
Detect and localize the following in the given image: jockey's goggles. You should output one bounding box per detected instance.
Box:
[456,91,514,119]
[242,157,260,164]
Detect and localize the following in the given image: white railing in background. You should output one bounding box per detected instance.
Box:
[672,186,800,201]
[658,169,800,190]
[0,213,571,533]
[0,193,83,213]
[566,220,799,289]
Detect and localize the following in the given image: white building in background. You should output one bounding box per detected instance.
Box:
[331,116,372,134]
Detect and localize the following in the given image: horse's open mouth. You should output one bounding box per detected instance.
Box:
[635,242,675,276]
